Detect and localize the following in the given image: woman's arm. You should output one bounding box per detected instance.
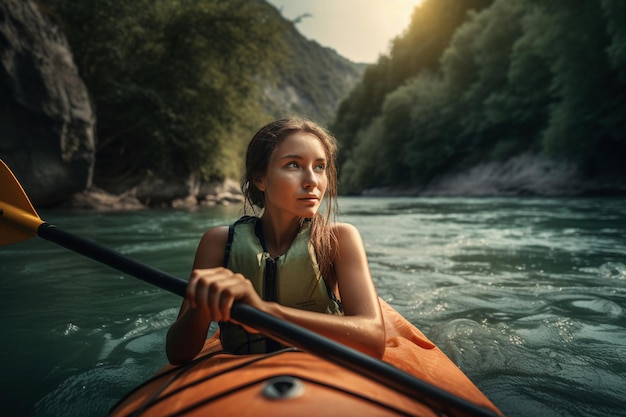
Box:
[165,226,229,365]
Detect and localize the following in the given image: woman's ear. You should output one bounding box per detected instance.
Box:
[254,175,266,192]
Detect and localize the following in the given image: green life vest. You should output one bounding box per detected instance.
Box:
[220,216,343,354]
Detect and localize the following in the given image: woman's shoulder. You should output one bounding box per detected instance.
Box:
[194,225,230,268]
[332,222,364,245]
[201,225,230,241]
[332,222,361,235]
[201,215,257,243]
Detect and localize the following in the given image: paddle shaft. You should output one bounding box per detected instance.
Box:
[35,222,499,417]
[38,223,188,297]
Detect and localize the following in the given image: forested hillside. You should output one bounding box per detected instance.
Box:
[264,19,366,128]
[39,0,363,193]
[332,0,626,194]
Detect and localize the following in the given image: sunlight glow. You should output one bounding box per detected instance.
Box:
[267,0,426,63]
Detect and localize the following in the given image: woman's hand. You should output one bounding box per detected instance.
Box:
[186,267,265,332]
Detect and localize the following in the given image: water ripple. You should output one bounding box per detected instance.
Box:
[2,197,625,417]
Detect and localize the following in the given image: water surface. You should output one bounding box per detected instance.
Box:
[1,197,624,416]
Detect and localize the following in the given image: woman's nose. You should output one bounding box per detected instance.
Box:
[302,167,318,188]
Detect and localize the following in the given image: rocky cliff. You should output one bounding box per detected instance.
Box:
[362,153,626,197]
[0,0,94,207]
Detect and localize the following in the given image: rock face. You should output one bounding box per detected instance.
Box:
[363,153,626,197]
[0,0,95,207]
[421,154,583,196]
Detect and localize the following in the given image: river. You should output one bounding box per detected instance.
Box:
[0,197,624,417]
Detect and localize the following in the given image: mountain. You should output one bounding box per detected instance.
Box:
[262,9,367,125]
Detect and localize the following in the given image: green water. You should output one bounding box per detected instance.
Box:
[1,197,625,417]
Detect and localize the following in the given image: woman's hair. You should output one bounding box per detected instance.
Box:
[242,117,339,287]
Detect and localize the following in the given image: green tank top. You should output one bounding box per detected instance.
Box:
[220,216,343,354]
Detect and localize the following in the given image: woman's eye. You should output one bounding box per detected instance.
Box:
[284,161,325,170]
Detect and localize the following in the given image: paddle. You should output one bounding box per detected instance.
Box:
[0,159,500,417]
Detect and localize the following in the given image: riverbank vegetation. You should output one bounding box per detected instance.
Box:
[41,0,284,189]
[332,0,626,194]
[39,0,625,198]
[39,0,362,194]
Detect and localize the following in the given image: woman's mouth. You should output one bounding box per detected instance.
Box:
[298,195,319,203]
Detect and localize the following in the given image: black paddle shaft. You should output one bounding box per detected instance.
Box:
[38,223,188,297]
[36,223,500,417]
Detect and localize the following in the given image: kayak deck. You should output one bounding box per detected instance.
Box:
[110,300,502,417]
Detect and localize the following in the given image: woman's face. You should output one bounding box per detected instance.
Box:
[255,132,328,220]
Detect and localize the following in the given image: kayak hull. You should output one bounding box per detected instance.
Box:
[110,300,502,417]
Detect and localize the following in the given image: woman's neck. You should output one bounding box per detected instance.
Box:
[259,212,301,257]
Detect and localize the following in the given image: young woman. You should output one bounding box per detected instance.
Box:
[166,118,385,364]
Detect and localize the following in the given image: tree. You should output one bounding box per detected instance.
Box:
[335,0,626,194]
[42,0,287,189]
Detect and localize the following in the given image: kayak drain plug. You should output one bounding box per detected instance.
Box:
[262,376,304,400]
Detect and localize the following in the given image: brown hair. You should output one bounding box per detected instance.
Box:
[242,118,339,288]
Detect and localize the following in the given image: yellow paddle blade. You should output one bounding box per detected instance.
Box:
[0,159,43,246]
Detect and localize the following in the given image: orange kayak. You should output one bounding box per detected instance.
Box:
[109,300,502,417]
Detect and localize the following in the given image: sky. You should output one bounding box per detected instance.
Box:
[265,0,425,63]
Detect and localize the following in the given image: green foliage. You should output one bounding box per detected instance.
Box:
[42,0,287,187]
[333,0,626,193]
[602,0,626,80]
[332,0,493,165]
